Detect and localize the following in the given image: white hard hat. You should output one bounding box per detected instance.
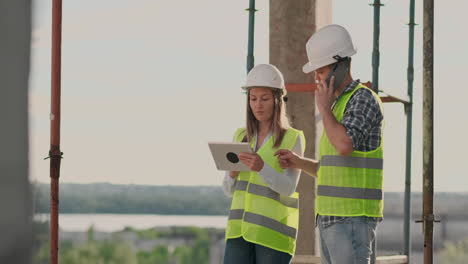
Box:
[242,64,286,94]
[303,24,357,73]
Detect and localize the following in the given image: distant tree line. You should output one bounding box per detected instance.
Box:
[33,183,231,215]
[33,182,468,217]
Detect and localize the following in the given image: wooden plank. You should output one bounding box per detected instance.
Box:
[376,255,408,264]
[362,81,411,105]
[380,95,410,104]
[291,254,407,264]
[285,83,317,92]
[291,254,321,264]
[286,82,410,105]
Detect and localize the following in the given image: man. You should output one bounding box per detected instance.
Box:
[275,24,384,264]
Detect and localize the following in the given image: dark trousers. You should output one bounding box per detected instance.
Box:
[223,237,292,264]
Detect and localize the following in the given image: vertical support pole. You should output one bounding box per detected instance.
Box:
[0,0,33,263]
[422,0,434,263]
[404,0,416,261]
[270,1,326,262]
[371,0,383,93]
[370,1,383,261]
[50,0,63,263]
[246,0,256,73]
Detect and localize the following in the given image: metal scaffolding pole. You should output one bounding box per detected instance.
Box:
[370,1,383,262]
[246,0,256,73]
[404,0,416,261]
[422,0,434,263]
[371,0,383,93]
[49,0,63,263]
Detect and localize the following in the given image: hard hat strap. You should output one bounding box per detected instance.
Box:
[332,55,349,62]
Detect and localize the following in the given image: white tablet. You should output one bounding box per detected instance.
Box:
[208,142,254,171]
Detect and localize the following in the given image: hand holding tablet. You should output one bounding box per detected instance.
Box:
[208,142,254,171]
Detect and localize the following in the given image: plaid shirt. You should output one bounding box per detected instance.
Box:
[319,80,383,227]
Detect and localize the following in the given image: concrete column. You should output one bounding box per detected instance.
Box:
[0,1,33,263]
[270,0,331,260]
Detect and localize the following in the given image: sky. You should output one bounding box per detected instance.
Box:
[29,0,468,192]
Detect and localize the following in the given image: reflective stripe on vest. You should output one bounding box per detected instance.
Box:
[317,185,383,200]
[235,180,249,191]
[228,209,244,220]
[228,209,296,238]
[320,155,383,170]
[235,180,299,208]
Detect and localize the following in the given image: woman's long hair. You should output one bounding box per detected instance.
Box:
[244,87,290,148]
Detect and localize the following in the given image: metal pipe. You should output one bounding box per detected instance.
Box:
[371,0,383,93]
[423,0,434,263]
[50,0,63,263]
[404,0,416,261]
[246,0,256,73]
[370,2,383,262]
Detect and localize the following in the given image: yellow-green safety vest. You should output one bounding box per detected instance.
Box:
[317,83,384,217]
[225,127,305,256]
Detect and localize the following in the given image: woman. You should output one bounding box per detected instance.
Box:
[222,64,305,264]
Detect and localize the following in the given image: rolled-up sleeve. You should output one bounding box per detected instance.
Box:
[222,172,237,197]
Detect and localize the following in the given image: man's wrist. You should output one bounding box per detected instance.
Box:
[319,107,333,119]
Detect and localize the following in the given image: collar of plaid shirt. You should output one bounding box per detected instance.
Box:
[331,79,360,110]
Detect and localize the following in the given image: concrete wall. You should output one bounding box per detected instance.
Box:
[0,1,33,263]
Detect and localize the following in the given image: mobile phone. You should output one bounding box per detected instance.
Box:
[325,58,349,91]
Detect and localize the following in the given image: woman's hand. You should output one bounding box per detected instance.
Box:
[229,171,240,179]
[275,149,301,169]
[238,152,264,172]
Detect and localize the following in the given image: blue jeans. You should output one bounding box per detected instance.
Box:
[223,237,292,264]
[318,216,378,264]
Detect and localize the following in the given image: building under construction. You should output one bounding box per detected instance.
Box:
[0,0,442,264]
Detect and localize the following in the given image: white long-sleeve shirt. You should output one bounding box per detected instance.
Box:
[222,130,304,197]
